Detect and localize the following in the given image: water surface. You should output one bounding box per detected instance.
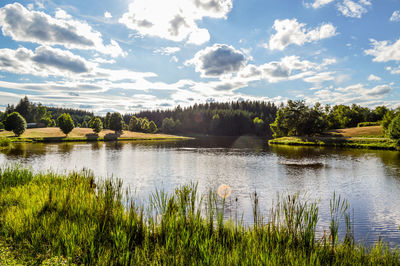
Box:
[1,136,400,247]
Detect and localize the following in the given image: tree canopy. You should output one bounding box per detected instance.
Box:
[109,112,124,133]
[57,113,75,136]
[4,112,27,137]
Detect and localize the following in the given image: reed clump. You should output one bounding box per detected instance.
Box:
[0,165,399,265]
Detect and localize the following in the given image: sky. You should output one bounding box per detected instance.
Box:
[0,0,399,114]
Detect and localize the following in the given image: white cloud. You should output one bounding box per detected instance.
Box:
[0,3,125,57]
[119,0,232,45]
[104,11,112,19]
[308,83,392,106]
[268,19,336,50]
[55,8,72,19]
[337,0,371,19]
[390,10,400,22]
[0,46,93,77]
[0,46,155,82]
[153,47,181,55]
[186,44,247,77]
[367,74,381,81]
[303,71,335,83]
[304,0,335,9]
[386,66,400,75]
[365,38,400,62]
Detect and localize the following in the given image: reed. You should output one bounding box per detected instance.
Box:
[0,165,399,265]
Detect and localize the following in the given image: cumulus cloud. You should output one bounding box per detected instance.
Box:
[119,0,232,44]
[386,66,400,75]
[239,56,318,82]
[337,0,371,19]
[104,11,112,19]
[0,3,125,57]
[390,10,400,22]
[0,46,156,82]
[367,74,381,81]
[0,46,92,77]
[268,19,336,51]
[304,0,335,9]
[364,38,400,62]
[185,44,247,77]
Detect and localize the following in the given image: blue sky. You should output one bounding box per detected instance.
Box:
[0,0,399,114]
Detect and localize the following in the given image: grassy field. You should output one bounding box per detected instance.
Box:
[269,126,399,150]
[0,127,189,143]
[0,165,399,265]
[325,125,384,138]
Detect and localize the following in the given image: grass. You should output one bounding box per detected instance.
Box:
[269,126,399,150]
[325,126,384,138]
[0,127,190,143]
[0,165,399,265]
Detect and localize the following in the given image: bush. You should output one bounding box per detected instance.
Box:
[388,114,400,140]
[109,112,123,133]
[91,117,103,134]
[57,113,75,136]
[382,111,396,135]
[0,122,4,130]
[129,116,139,131]
[357,122,381,127]
[4,112,27,137]
[149,121,158,133]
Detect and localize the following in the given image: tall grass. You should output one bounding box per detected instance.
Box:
[0,165,399,265]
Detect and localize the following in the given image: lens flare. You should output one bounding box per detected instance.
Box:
[217,184,232,199]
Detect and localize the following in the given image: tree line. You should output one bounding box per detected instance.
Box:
[1,97,400,141]
[129,101,279,136]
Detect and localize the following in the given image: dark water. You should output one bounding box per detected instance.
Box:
[1,136,400,247]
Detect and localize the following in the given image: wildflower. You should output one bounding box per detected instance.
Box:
[217,184,232,199]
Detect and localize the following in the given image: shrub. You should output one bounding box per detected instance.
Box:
[4,112,27,137]
[57,113,75,136]
[357,122,381,127]
[129,116,139,131]
[149,121,158,133]
[382,111,396,135]
[388,114,400,140]
[0,122,4,130]
[91,117,103,134]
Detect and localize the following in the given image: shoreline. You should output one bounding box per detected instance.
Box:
[6,136,191,143]
[0,128,192,144]
[269,136,399,151]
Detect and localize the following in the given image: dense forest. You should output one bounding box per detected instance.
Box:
[1,96,400,139]
[127,101,278,136]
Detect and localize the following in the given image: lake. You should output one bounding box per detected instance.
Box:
[1,136,400,247]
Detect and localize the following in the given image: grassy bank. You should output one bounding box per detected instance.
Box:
[0,166,399,265]
[269,126,399,150]
[0,128,190,143]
